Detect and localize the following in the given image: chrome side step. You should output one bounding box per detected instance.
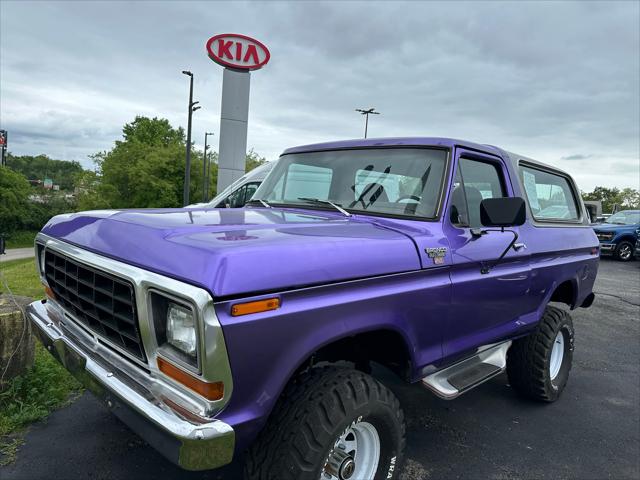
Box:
[422,341,512,399]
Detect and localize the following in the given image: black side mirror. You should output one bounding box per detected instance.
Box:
[480,197,526,228]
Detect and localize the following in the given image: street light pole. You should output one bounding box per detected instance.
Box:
[182,70,201,206]
[355,108,380,139]
[203,131,214,202]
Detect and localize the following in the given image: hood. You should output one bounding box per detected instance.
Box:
[593,223,638,233]
[41,207,422,297]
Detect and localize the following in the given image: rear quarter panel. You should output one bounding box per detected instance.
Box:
[523,222,599,312]
[505,153,600,319]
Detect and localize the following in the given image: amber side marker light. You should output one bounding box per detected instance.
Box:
[157,357,224,401]
[231,298,280,316]
[43,284,55,299]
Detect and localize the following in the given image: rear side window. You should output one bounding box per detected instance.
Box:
[520,165,580,221]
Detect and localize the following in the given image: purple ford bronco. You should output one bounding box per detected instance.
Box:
[27,137,599,479]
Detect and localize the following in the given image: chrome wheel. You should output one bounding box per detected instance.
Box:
[322,421,380,480]
[549,330,565,381]
[619,243,632,261]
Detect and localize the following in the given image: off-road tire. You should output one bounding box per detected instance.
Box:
[615,241,634,262]
[507,305,574,402]
[244,366,406,480]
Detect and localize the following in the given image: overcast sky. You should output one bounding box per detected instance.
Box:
[1,1,639,191]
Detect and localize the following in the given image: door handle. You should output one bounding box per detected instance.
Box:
[513,242,527,251]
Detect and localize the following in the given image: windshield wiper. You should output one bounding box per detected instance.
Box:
[297,197,352,217]
[246,198,271,208]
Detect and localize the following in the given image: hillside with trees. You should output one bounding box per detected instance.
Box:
[6,154,83,191]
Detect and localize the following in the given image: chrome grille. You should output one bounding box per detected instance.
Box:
[44,249,146,362]
[595,232,613,241]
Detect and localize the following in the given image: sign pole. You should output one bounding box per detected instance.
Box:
[217,68,251,194]
[206,33,270,193]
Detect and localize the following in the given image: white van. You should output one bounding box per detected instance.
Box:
[188,161,275,209]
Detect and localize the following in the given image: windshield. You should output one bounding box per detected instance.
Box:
[607,211,640,225]
[252,148,448,218]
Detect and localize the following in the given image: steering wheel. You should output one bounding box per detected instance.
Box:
[395,195,421,203]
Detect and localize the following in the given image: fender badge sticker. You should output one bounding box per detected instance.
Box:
[425,247,447,265]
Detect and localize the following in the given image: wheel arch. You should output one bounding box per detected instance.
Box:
[615,234,637,244]
[549,278,578,309]
[292,326,415,381]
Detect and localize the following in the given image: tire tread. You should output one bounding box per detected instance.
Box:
[507,305,573,402]
[245,366,405,480]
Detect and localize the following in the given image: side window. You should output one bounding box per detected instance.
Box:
[244,182,260,204]
[227,185,247,208]
[520,166,579,221]
[451,158,506,227]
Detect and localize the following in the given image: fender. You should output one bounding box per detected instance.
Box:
[213,267,450,450]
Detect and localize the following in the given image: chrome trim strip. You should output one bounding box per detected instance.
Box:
[35,233,233,416]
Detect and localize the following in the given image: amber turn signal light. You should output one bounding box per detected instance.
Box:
[157,357,224,401]
[231,297,280,316]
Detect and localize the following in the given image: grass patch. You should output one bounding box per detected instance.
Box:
[4,231,38,249]
[0,343,83,437]
[0,257,83,465]
[0,437,24,467]
[0,258,43,299]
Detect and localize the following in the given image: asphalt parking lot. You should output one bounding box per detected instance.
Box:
[2,258,638,480]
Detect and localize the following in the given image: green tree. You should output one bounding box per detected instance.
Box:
[582,186,639,213]
[83,117,207,208]
[78,116,267,209]
[0,166,31,234]
[121,116,185,147]
[245,148,267,172]
[620,188,640,209]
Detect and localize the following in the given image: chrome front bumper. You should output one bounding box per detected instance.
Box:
[599,243,615,254]
[27,299,235,471]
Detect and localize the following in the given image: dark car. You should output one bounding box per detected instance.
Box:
[592,210,640,261]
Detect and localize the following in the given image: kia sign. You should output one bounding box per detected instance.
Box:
[206,33,270,71]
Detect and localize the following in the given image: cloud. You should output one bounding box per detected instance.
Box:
[1,1,639,191]
[561,154,594,161]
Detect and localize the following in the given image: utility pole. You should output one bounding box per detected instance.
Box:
[203,131,214,202]
[355,108,380,139]
[182,71,201,206]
